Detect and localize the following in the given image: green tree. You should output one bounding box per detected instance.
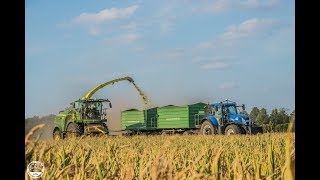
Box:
[278,108,290,124]
[290,110,295,122]
[269,108,278,125]
[249,107,260,123]
[256,108,269,125]
[269,108,290,125]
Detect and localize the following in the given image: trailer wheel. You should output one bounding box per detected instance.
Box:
[161,131,168,136]
[65,123,82,139]
[53,128,62,140]
[200,121,215,135]
[225,124,241,135]
[182,131,190,135]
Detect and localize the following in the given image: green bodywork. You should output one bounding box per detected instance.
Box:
[53,98,110,135]
[157,102,206,129]
[121,109,146,130]
[121,107,157,130]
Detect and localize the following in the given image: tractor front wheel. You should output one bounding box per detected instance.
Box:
[225,124,241,135]
[65,123,82,139]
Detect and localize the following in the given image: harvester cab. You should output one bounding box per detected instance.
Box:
[200,99,263,135]
[75,98,112,120]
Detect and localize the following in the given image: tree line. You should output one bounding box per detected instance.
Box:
[25,114,55,140]
[249,107,295,132]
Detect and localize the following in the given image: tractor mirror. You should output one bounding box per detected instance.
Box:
[109,102,112,108]
[242,104,245,111]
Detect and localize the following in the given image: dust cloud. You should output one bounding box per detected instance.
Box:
[105,94,144,130]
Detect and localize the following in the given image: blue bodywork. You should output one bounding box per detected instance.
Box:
[228,114,250,126]
[210,102,236,107]
[207,116,219,126]
[205,102,250,127]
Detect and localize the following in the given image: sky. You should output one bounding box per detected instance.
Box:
[26,0,295,120]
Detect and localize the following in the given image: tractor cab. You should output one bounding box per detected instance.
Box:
[208,99,250,127]
[73,98,112,120]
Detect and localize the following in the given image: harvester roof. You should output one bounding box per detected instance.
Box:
[74,98,110,103]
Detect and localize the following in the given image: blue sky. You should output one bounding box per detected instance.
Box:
[26,0,294,118]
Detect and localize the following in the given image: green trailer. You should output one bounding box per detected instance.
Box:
[157,102,207,129]
[120,102,207,134]
[121,108,158,130]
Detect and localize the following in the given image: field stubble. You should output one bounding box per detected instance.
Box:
[25,129,294,180]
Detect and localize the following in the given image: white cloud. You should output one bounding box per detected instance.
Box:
[192,56,207,62]
[192,56,236,62]
[191,0,279,14]
[160,20,174,32]
[166,48,185,58]
[213,55,236,61]
[133,47,145,52]
[191,0,232,14]
[106,33,141,44]
[201,62,229,69]
[221,18,277,40]
[241,0,279,9]
[72,5,139,25]
[88,26,102,35]
[211,0,231,12]
[241,0,260,8]
[122,21,138,30]
[219,82,238,89]
[196,41,216,49]
[65,5,140,35]
[196,18,278,49]
[120,33,140,43]
[151,2,179,33]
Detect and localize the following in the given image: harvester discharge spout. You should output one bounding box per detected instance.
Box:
[81,76,135,100]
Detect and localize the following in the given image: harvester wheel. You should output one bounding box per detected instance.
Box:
[53,129,62,140]
[225,124,241,135]
[200,120,215,135]
[65,123,82,139]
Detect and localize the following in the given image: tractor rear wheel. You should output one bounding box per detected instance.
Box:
[53,129,62,140]
[200,120,215,135]
[225,124,241,135]
[65,123,82,139]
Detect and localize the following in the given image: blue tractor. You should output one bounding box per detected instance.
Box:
[199,99,263,135]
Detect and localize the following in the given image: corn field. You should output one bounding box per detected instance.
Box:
[25,128,294,179]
